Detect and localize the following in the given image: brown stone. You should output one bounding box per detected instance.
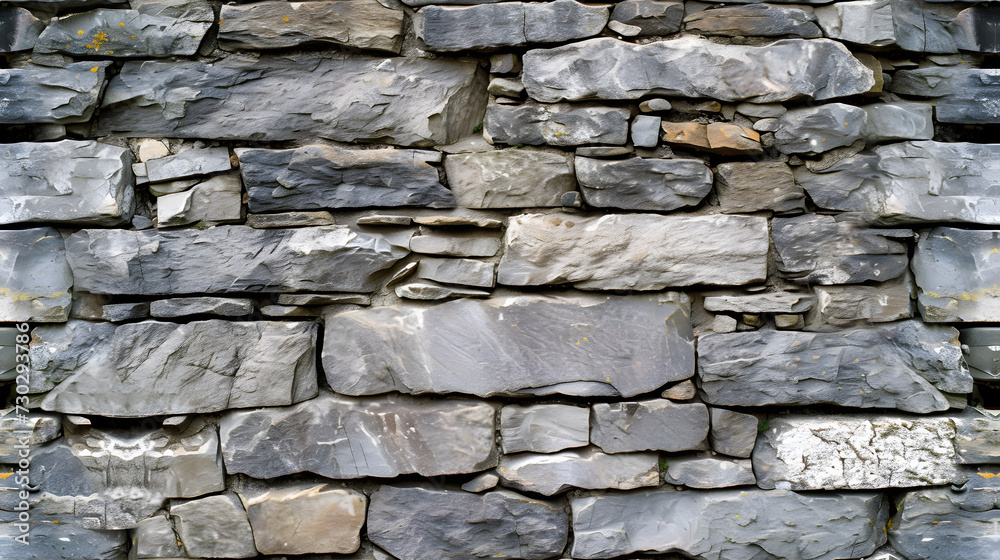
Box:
[661,122,711,150]
[706,123,762,155]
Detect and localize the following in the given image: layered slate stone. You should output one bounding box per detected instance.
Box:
[709,408,758,458]
[714,161,805,214]
[497,448,660,495]
[772,215,911,284]
[417,258,495,288]
[500,404,589,453]
[28,321,116,394]
[807,275,914,327]
[590,400,709,452]
[237,145,454,212]
[663,455,756,488]
[443,148,573,208]
[698,321,971,413]
[575,157,713,211]
[323,293,694,398]
[157,173,243,227]
[753,414,963,490]
[219,0,404,53]
[484,102,630,146]
[683,4,822,38]
[0,228,73,323]
[610,0,684,36]
[145,146,230,182]
[570,488,889,559]
[498,213,769,289]
[170,494,257,559]
[420,0,608,51]
[522,37,875,103]
[0,62,109,124]
[912,227,1000,322]
[39,320,318,416]
[99,54,487,146]
[34,2,214,57]
[0,6,45,52]
[815,0,895,46]
[65,226,408,294]
[220,393,497,479]
[890,0,1000,54]
[890,67,1000,124]
[774,103,867,154]
[703,292,814,313]
[368,486,568,560]
[0,521,127,560]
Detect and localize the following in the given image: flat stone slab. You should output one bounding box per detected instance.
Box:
[0,6,45,52]
[443,148,574,208]
[149,297,254,318]
[753,414,963,490]
[709,408,758,458]
[497,448,660,495]
[912,227,1000,321]
[409,231,500,257]
[0,228,73,322]
[0,521,127,560]
[323,293,694,397]
[39,320,318,416]
[0,61,109,124]
[684,4,821,37]
[570,487,889,559]
[99,53,487,146]
[500,403,589,453]
[774,103,867,154]
[237,145,454,212]
[808,276,913,327]
[698,321,972,413]
[522,36,875,103]
[145,147,231,182]
[170,494,257,559]
[220,393,497,479]
[714,160,805,214]
[703,292,814,313]
[417,258,494,288]
[663,455,756,488]
[814,0,895,46]
[576,156,713,211]
[591,399,709,452]
[484,101,630,146]
[156,173,242,227]
[368,486,568,560]
[65,226,408,294]
[498,213,769,290]
[890,67,1000,124]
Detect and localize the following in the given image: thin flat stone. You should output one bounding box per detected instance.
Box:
[395,281,491,300]
[484,101,630,146]
[410,231,500,257]
[0,61,109,124]
[276,293,371,306]
[145,147,231,183]
[703,292,815,313]
[149,297,254,318]
[444,148,574,208]
[417,258,495,288]
[497,448,660,495]
[500,404,589,453]
[591,399,709,452]
[246,211,335,228]
[576,156,713,211]
[664,455,757,488]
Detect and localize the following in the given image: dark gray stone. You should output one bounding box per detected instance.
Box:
[610,0,684,36]
[575,156,713,211]
[368,486,568,560]
[276,293,370,306]
[0,62,109,124]
[570,487,889,559]
[792,153,881,212]
[772,215,911,284]
[912,227,1000,322]
[0,6,45,52]
[443,148,573,208]
[715,161,804,214]
[815,0,895,46]
[65,226,408,294]
[807,275,914,328]
[39,320,318,416]
[631,115,661,147]
[0,228,73,323]
[246,211,335,228]
[890,0,966,53]
[420,0,608,51]
[0,522,127,560]
[220,393,497,479]
[484,101,630,146]
[417,258,494,288]
[684,4,822,37]
[663,455,756,488]
[149,297,254,318]
[709,408,758,458]
[99,54,487,146]
[323,293,694,397]
[170,494,257,559]
[146,147,230,182]
[100,301,150,322]
[890,67,1000,124]
[774,103,868,154]
[498,213,768,289]
[28,321,116,393]
[698,321,972,413]
[522,37,875,103]
[219,0,404,53]
[237,145,454,212]
[497,448,659,495]
[500,404,589,453]
[591,399,709,452]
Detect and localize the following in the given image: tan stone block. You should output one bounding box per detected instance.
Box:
[241,484,367,555]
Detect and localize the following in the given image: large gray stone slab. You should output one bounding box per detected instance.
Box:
[522,37,875,103]
[576,156,713,211]
[0,228,73,323]
[39,320,317,416]
[684,4,821,37]
[497,448,659,495]
[815,0,895,46]
[220,393,497,479]
[698,321,972,413]
[0,6,45,52]
[890,0,968,53]
[500,404,589,453]
[420,0,608,51]
[99,54,487,146]
[753,414,963,490]
[774,103,867,154]
[890,67,1000,124]
[591,399,709,452]
[368,486,568,560]
[239,145,453,212]
[484,101,630,146]
[27,321,116,394]
[171,494,257,559]
[715,161,805,214]
[807,275,914,328]
[0,61,109,124]
[219,0,404,53]
[772,215,910,284]
[1,140,135,226]
[912,227,1000,322]
[570,487,889,559]
[34,2,214,57]
[498,213,769,289]
[0,522,127,560]
[444,148,573,208]
[323,293,694,397]
[65,226,407,294]
[663,455,756,488]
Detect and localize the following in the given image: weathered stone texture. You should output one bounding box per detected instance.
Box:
[444,149,573,208]
[815,0,895,46]
[591,399,709,452]
[663,455,756,488]
[484,102,630,146]
[714,161,804,214]
[684,4,822,37]
[157,173,242,227]
[170,494,257,559]
[912,227,1000,322]
[0,228,73,323]
[500,404,589,453]
[0,62,109,124]
[0,6,45,52]
[890,67,1000,124]
[709,408,758,458]
[807,275,914,327]
[575,156,713,211]
[497,448,660,495]
[774,103,867,154]
[611,0,684,36]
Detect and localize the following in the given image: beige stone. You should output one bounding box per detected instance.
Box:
[661,122,710,150]
[706,123,762,155]
[240,484,367,555]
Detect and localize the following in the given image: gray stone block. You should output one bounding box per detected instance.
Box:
[663,454,756,488]
[611,0,683,36]
[576,156,712,211]
[497,448,659,495]
[410,231,500,257]
[815,0,895,46]
[170,494,257,559]
[703,292,814,313]
[709,408,758,458]
[630,115,661,147]
[715,161,804,214]
[0,6,45,52]
[417,258,494,288]
[913,227,1000,321]
[394,281,490,300]
[157,173,242,227]
[444,148,573,208]
[0,61,109,124]
[146,147,231,182]
[0,228,73,323]
[890,67,1000,124]
[774,103,868,154]
[0,522,127,560]
[807,275,913,328]
[500,404,589,453]
[0,411,61,461]
[100,301,150,322]
[591,399,709,452]
[484,101,630,146]
[684,4,822,37]
[149,297,254,318]
[861,101,934,142]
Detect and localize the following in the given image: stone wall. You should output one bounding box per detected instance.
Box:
[1,0,999,559]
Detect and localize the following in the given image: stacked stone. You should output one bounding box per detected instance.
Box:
[2,0,999,559]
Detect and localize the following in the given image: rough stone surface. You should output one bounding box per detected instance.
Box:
[395,281,490,300]
[912,227,1000,322]
[0,522,128,560]
[570,488,889,559]
[774,103,868,154]
[663,455,756,488]
[461,472,499,492]
[807,275,913,327]
[100,301,150,322]
[220,393,497,479]
[0,411,61,461]
[0,6,45,52]
[99,54,487,146]
[276,293,371,306]
[703,292,814,313]
[698,321,971,412]
[324,293,693,397]
[714,161,805,214]
[157,173,243,227]
[498,213,769,289]
[500,404,589,453]
[815,0,895,46]
[631,115,661,147]
[368,486,568,560]
[171,494,257,559]
[246,211,335,228]
[484,102,630,146]
[522,37,875,103]
[131,515,184,559]
[66,226,408,294]
[0,228,73,323]
[498,448,660,495]
[219,0,404,53]
[149,297,254,318]
[684,4,822,38]
[889,0,966,54]
[861,101,934,142]
[410,231,499,257]
[890,67,1000,124]
[0,62,109,124]
[444,149,573,208]
[709,408,758,458]
[591,399,709,452]
[39,320,318,416]
[417,258,494,287]
[575,157,713,211]
[610,0,683,36]
[237,145,454,212]
[754,414,963,490]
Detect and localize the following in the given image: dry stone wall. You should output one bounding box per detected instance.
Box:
[1,0,1000,559]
